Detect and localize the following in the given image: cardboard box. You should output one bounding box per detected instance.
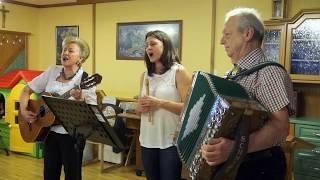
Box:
[98,144,123,164]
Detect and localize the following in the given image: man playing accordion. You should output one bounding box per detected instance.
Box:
[201,7,295,180]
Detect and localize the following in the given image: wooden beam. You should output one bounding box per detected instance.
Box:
[4,0,132,8]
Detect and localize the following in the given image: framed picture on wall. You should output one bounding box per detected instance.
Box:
[55,25,79,65]
[116,20,182,60]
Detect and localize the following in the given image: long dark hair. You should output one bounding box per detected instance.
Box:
[144,30,180,76]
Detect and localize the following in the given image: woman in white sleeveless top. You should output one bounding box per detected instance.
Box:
[136,30,192,180]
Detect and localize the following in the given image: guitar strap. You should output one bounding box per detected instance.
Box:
[211,62,285,180]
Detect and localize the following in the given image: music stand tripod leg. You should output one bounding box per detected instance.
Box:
[73,128,86,180]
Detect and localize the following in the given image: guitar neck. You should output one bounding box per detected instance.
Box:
[51,73,102,99]
[58,85,80,99]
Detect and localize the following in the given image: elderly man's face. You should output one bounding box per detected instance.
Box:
[220,16,246,63]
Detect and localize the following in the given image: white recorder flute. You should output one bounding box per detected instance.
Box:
[145,79,153,123]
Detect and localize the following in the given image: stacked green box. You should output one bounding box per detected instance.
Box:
[0,119,9,152]
[32,142,44,158]
[294,149,320,180]
[290,118,320,180]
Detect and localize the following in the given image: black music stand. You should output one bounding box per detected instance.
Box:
[41,95,125,179]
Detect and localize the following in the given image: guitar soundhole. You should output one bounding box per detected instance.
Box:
[39,106,46,117]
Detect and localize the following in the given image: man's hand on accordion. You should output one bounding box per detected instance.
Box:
[201,137,234,166]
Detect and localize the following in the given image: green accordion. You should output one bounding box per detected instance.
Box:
[175,71,268,180]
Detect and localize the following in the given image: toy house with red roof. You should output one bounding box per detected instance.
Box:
[0,69,43,158]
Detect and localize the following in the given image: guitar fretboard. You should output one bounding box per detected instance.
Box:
[58,85,80,99]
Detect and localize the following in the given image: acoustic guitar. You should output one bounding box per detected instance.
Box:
[18,73,102,143]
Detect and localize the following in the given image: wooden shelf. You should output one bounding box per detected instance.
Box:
[292,79,320,84]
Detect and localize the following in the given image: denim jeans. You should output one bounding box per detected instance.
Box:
[141,146,182,180]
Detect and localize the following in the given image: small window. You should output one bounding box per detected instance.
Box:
[15,102,20,110]
[0,94,5,117]
[15,116,19,124]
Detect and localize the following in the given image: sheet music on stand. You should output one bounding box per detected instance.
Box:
[41,95,124,149]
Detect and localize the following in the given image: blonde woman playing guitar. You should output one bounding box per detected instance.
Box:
[19,36,97,180]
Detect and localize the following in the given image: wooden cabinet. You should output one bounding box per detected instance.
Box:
[290,118,320,180]
[264,10,320,83]
[264,9,320,119]
[265,9,320,180]
[285,12,320,83]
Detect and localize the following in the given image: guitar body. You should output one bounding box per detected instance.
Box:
[18,92,56,142]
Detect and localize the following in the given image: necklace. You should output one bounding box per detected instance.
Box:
[60,68,80,80]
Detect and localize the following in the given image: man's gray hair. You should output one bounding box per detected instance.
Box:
[225,7,264,43]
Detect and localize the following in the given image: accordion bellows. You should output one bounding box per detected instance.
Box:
[175,71,268,180]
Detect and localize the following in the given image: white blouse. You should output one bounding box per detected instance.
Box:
[28,65,97,134]
[139,63,182,149]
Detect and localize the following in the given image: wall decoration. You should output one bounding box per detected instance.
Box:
[55,26,79,65]
[116,20,182,60]
[0,30,28,75]
[271,0,287,19]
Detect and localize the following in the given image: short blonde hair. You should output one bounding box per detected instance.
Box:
[62,36,90,62]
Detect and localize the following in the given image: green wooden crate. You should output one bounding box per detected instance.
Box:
[294,149,320,179]
[295,124,320,147]
[32,142,44,158]
[0,119,9,151]
[290,118,320,179]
